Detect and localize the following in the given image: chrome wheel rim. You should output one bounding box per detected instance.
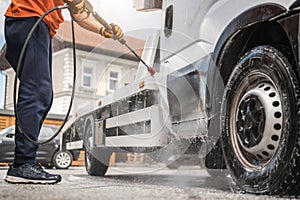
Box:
[56,152,72,168]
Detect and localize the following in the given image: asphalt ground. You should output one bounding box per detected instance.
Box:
[0,164,293,200]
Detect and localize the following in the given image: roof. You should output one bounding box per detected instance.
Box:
[53,21,145,61]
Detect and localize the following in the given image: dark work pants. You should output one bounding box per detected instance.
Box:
[5,17,53,164]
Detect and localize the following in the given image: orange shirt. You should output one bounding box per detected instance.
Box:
[5,0,65,37]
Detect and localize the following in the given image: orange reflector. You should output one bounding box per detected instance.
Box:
[139,81,145,88]
[98,100,102,107]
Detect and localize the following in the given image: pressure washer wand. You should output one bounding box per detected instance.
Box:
[123,42,156,76]
[85,1,156,76]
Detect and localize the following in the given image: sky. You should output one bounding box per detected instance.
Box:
[0,0,162,109]
[88,0,161,38]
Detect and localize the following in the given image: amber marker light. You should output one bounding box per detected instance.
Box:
[139,80,145,88]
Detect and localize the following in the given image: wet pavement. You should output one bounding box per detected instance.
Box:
[0,164,291,200]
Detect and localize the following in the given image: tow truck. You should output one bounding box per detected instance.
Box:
[62,0,300,195]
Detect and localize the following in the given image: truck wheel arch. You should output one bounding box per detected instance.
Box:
[210,4,287,64]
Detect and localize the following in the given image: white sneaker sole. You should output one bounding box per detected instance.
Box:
[5,175,60,184]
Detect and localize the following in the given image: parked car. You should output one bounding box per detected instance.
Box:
[0,124,78,169]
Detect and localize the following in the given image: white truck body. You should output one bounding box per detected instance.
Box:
[62,0,300,195]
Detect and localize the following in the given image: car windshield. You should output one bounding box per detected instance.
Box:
[0,125,14,137]
[39,126,59,139]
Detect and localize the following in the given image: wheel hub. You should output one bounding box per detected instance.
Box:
[235,83,283,162]
[237,95,265,148]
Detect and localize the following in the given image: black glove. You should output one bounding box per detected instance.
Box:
[64,0,86,14]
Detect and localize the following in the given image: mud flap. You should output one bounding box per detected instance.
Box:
[204,140,226,170]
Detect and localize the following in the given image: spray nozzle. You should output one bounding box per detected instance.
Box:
[148,67,156,76]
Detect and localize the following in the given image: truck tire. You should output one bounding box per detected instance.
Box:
[220,45,300,195]
[84,120,110,176]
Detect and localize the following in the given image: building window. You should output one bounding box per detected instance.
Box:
[108,71,119,91]
[82,66,93,88]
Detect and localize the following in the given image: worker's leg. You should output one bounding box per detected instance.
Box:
[5,17,53,164]
[39,41,54,129]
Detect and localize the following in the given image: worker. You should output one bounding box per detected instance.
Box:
[4,0,123,184]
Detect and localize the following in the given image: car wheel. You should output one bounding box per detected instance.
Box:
[84,120,111,176]
[53,150,73,169]
[221,45,300,195]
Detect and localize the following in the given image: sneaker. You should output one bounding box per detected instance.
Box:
[5,163,62,184]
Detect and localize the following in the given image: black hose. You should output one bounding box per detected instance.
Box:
[14,4,77,145]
